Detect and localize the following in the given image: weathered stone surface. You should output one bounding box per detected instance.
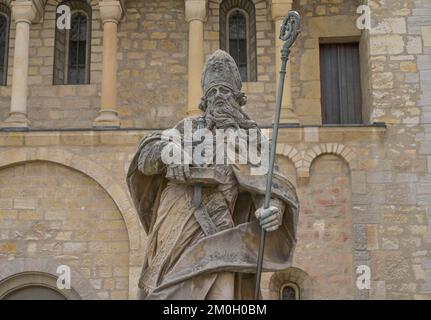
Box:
[372,72,394,89]
[370,35,405,55]
[0,0,430,301]
[407,36,423,54]
[372,18,407,35]
[0,162,130,299]
[422,26,431,47]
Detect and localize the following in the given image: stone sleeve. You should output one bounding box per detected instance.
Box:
[137,140,168,176]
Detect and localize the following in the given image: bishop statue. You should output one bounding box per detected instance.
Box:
[127,50,299,300]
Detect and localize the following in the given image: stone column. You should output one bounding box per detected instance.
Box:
[93,0,122,128]
[185,0,207,116]
[1,1,38,130]
[271,0,299,124]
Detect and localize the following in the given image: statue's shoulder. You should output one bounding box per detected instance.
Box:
[172,115,204,132]
[136,116,204,151]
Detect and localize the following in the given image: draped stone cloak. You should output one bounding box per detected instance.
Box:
[127,118,299,299]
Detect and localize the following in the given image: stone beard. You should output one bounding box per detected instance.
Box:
[201,85,257,131]
[127,50,299,300]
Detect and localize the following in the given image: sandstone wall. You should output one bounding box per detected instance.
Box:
[0,132,148,299]
[0,161,130,299]
[364,0,431,299]
[0,0,103,129]
[294,154,354,299]
[291,0,362,125]
[0,0,430,300]
[0,127,382,299]
[0,0,278,128]
[117,0,189,128]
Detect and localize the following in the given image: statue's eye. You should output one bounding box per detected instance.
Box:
[208,88,217,97]
[220,87,229,94]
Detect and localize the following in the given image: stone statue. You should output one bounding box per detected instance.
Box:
[127,50,299,300]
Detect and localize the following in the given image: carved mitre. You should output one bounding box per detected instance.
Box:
[201,50,242,96]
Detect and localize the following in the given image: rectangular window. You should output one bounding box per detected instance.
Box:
[320,42,363,124]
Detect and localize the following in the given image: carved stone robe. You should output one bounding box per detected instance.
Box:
[127,117,299,299]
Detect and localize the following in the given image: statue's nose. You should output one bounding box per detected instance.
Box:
[214,91,224,100]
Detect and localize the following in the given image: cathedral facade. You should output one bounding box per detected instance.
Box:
[0,0,430,299]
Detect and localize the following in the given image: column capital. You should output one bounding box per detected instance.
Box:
[271,0,293,21]
[99,0,123,24]
[11,0,42,24]
[185,0,207,23]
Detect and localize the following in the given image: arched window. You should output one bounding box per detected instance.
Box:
[0,272,81,300]
[0,2,10,86]
[4,285,67,300]
[269,267,312,300]
[228,10,248,81]
[53,0,92,85]
[281,283,300,300]
[220,0,257,82]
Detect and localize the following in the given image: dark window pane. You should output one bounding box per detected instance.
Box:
[68,69,78,84]
[54,1,92,85]
[0,13,8,85]
[70,13,87,41]
[69,41,78,63]
[228,10,248,81]
[320,42,363,124]
[229,39,239,57]
[77,67,85,83]
[282,286,297,300]
[68,12,88,84]
[239,66,247,81]
[78,41,86,64]
[79,18,87,40]
[238,39,247,63]
[0,16,6,66]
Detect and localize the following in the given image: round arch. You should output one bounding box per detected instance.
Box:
[269,267,313,300]
[219,0,257,81]
[275,143,301,168]
[0,148,141,251]
[302,143,357,179]
[0,258,99,300]
[306,143,356,169]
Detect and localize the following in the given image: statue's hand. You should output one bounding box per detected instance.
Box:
[255,206,282,232]
[166,164,191,183]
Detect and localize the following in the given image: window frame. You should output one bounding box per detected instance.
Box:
[64,9,91,85]
[53,0,92,85]
[219,0,257,82]
[226,8,250,82]
[319,39,363,125]
[280,282,300,300]
[0,4,11,86]
[0,272,81,300]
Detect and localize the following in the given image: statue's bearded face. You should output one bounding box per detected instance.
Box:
[206,85,234,109]
[203,85,257,130]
